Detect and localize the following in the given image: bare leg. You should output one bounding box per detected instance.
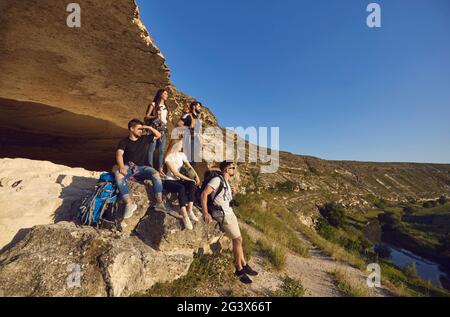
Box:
[180,206,188,218]
[187,202,194,213]
[233,237,245,271]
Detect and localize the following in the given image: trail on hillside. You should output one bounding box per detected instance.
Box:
[239,222,392,297]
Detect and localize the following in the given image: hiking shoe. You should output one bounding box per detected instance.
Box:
[124,203,137,219]
[183,216,193,230]
[188,211,199,222]
[243,264,258,276]
[235,270,253,284]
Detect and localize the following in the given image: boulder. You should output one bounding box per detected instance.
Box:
[0,158,100,252]
[0,159,229,297]
[0,222,199,297]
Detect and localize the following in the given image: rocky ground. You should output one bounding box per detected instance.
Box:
[0,159,228,297]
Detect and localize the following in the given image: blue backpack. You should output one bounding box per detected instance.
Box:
[78,173,119,228]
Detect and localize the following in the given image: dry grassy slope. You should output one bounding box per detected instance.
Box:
[238,151,450,218]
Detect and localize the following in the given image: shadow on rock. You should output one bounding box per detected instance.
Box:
[53,174,99,223]
[0,228,32,254]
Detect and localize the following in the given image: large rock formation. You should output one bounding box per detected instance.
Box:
[0,160,228,297]
[0,0,217,171]
[0,219,227,297]
[0,158,100,252]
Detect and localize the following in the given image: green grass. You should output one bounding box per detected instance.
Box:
[139,253,236,297]
[273,276,306,297]
[256,239,286,271]
[331,269,370,297]
[240,227,256,261]
[236,190,450,297]
[235,192,309,257]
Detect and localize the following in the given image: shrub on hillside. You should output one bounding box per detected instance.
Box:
[378,212,401,230]
[276,180,296,192]
[319,202,346,228]
[403,262,418,279]
[438,196,447,205]
[316,217,337,241]
[374,198,388,210]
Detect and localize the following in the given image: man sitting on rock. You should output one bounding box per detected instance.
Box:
[115,119,170,219]
[201,161,258,284]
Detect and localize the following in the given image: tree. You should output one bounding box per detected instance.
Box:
[319,202,346,228]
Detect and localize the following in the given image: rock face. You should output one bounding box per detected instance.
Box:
[0,221,226,297]
[0,0,170,129]
[0,158,100,252]
[0,0,217,171]
[0,159,228,297]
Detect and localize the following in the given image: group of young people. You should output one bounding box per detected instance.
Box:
[114,89,258,284]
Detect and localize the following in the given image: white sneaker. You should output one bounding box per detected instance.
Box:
[124,203,137,219]
[183,216,193,230]
[188,211,199,222]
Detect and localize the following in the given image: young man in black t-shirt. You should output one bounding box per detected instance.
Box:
[115,119,170,219]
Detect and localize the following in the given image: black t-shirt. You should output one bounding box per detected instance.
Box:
[117,134,154,166]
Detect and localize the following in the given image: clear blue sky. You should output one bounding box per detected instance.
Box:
[136,0,450,163]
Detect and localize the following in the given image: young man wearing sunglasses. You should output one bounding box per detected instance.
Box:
[201,161,259,284]
[115,119,170,219]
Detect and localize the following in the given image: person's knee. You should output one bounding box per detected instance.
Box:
[152,172,161,180]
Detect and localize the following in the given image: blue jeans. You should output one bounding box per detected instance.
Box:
[115,165,163,201]
[148,131,166,169]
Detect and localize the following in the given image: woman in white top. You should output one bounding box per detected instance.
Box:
[145,89,172,175]
[163,137,201,230]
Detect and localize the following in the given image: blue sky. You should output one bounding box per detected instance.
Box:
[136,0,450,163]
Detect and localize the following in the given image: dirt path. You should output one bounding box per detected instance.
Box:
[240,222,391,297]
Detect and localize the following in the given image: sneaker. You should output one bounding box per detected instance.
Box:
[188,211,199,222]
[124,203,137,219]
[243,264,258,276]
[183,216,193,230]
[235,269,253,284]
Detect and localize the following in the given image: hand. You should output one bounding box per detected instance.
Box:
[203,213,213,224]
[119,166,128,176]
[195,176,201,186]
[158,168,166,177]
[230,182,238,194]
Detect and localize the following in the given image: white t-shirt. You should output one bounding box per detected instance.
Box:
[160,104,168,125]
[165,151,189,181]
[152,102,168,125]
[208,176,233,214]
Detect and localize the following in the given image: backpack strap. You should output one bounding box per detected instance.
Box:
[211,175,226,202]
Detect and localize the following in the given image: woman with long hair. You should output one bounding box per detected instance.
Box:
[145,88,172,175]
[163,137,201,230]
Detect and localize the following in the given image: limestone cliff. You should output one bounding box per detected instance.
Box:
[0,0,217,171]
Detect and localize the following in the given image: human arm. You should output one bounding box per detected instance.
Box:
[184,160,201,186]
[165,161,195,182]
[144,103,157,121]
[201,186,214,224]
[115,149,128,176]
[142,125,161,139]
